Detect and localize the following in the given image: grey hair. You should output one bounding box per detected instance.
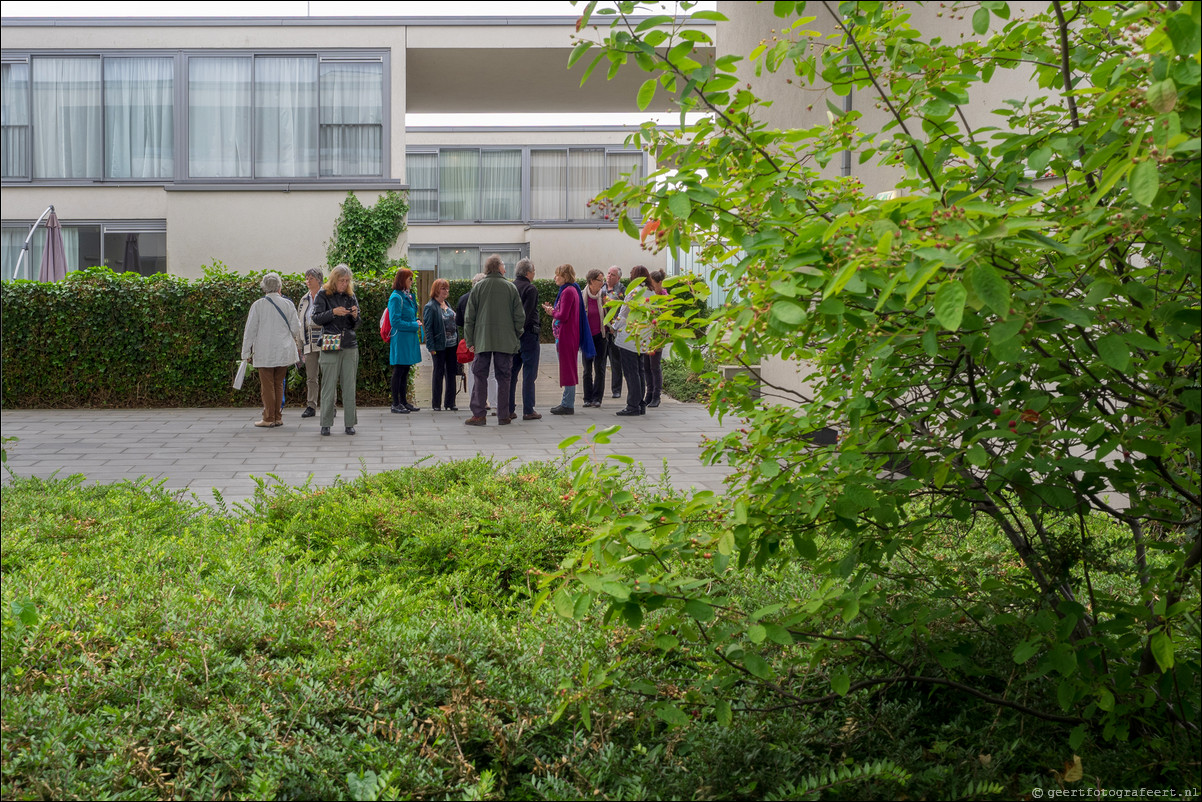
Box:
[515,258,534,278]
[607,265,622,277]
[471,272,487,285]
[304,267,323,280]
[260,272,283,293]
[483,254,505,275]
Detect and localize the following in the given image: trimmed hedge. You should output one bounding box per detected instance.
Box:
[0,268,568,409]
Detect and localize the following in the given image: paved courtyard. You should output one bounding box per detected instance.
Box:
[1,346,740,505]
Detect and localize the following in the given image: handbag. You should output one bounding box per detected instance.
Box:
[233,358,248,390]
[320,332,343,351]
[456,339,475,364]
[380,308,391,342]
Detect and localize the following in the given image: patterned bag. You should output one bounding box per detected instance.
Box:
[320,332,343,351]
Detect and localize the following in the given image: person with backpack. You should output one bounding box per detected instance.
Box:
[387,267,423,415]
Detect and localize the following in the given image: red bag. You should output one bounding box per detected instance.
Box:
[456,339,475,364]
[379,308,390,342]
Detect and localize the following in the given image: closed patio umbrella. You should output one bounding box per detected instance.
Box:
[38,210,68,282]
[123,233,141,274]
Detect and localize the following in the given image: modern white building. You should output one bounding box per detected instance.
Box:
[1,14,709,280]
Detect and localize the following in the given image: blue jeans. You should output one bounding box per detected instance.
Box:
[561,384,576,408]
[508,330,541,417]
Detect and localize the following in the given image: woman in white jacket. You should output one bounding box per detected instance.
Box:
[241,272,303,428]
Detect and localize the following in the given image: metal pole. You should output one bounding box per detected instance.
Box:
[14,204,54,281]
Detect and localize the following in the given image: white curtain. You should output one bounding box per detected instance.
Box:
[608,152,644,221]
[481,150,521,221]
[256,56,317,178]
[189,57,251,178]
[105,57,173,179]
[2,63,30,179]
[530,150,566,220]
[319,61,382,177]
[0,225,80,281]
[1,227,24,281]
[439,150,479,221]
[568,149,606,220]
[438,246,478,281]
[406,153,438,221]
[32,57,102,179]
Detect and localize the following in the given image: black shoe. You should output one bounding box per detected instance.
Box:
[320,427,331,436]
[612,391,621,398]
[639,406,647,415]
[551,405,574,415]
[447,406,459,412]
[391,405,409,414]
[433,406,442,412]
[404,402,420,412]
[345,426,356,435]
[616,408,639,416]
[301,406,316,418]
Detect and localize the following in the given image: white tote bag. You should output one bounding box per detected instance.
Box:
[233,358,248,390]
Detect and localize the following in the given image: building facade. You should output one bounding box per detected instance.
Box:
[1,15,703,280]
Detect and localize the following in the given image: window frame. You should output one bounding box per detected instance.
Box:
[0,47,390,186]
[407,146,525,224]
[407,242,530,282]
[1,218,167,280]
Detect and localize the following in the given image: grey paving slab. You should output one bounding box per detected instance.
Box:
[2,345,743,503]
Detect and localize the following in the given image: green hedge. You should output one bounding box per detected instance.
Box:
[0,268,568,409]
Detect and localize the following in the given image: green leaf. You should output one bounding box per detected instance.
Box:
[1166,12,1202,56]
[1013,639,1040,663]
[1150,630,1175,671]
[668,192,692,219]
[1096,334,1130,371]
[714,698,732,726]
[684,599,714,621]
[933,281,967,331]
[831,672,851,696]
[972,7,990,34]
[1130,159,1159,205]
[771,300,805,326]
[655,703,692,727]
[743,652,773,679]
[637,78,657,111]
[968,264,1011,317]
[1146,79,1178,114]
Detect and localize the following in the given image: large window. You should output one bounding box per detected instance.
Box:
[407,244,527,282]
[1,221,165,280]
[2,50,385,184]
[408,147,642,225]
[408,148,521,223]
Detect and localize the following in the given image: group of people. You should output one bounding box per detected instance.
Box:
[238,256,668,434]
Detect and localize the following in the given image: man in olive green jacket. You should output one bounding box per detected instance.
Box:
[464,254,525,425]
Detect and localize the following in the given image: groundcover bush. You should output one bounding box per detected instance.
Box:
[3,457,1196,800]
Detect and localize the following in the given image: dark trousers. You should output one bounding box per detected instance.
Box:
[471,351,514,419]
[618,347,644,413]
[508,331,541,417]
[607,332,623,395]
[431,347,458,409]
[391,364,411,408]
[642,351,662,404]
[257,365,288,424]
[583,332,607,404]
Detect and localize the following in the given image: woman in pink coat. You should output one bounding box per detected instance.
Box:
[542,263,594,415]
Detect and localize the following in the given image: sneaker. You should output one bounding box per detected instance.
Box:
[616,408,639,416]
[301,407,316,418]
[404,403,421,412]
[551,405,574,415]
[391,405,409,414]
[448,406,459,412]
[612,391,621,398]
[320,427,331,436]
[345,426,356,435]
[465,416,487,426]
[523,412,542,421]
[254,420,272,427]
[432,406,442,412]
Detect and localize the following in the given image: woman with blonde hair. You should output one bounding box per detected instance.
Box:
[423,277,459,411]
[311,264,361,435]
[241,272,303,428]
[541,263,595,415]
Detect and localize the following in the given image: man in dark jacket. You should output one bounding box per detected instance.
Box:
[507,258,542,421]
[464,255,525,426]
[603,265,625,398]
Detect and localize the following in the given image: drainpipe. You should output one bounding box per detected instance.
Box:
[14,204,54,281]
[842,90,853,177]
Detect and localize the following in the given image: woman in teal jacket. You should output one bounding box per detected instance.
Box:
[387,268,422,414]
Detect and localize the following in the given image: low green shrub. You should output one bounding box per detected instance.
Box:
[662,351,719,403]
[3,462,1196,800]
